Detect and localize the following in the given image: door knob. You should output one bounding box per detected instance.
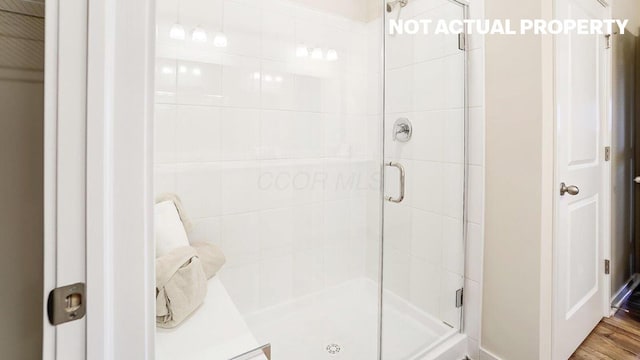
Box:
[634,176,640,184]
[560,182,580,196]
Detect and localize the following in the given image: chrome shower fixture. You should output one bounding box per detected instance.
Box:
[386,0,408,13]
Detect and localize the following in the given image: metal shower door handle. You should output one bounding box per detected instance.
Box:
[385,162,405,203]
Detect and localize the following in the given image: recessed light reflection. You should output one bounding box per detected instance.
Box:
[311,48,323,60]
[192,68,202,76]
[214,33,228,47]
[191,27,208,42]
[253,72,261,80]
[326,49,338,61]
[161,66,174,75]
[169,24,186,40]
[296,45,309,58]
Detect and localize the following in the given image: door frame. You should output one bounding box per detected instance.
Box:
[44,0,156,358]
[43,0,89,358]
[551,0,613,358]
[85,0,156,358]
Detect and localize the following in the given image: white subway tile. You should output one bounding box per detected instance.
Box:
[259,252,294,308]
[220,164,261,215]
[219,263,260,314]
[220,108,260,160]
[411,208,443,264]
[176,106,222,162]
[443,163,464,219]
[155,105,178,163]
[220,212,260,266]
[443,217,464,276]
[176,166,222,218]
[189,217,222,244]
[258,207,294,251]
[224,0,262,58]
[176,61,223,106]
[409,256,441,315]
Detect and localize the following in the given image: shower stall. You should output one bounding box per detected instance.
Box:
[153,0,468,358]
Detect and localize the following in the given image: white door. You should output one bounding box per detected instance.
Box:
[43,0,88,358]
[554,0,609,358]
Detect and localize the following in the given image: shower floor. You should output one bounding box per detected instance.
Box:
[245,278,455,360]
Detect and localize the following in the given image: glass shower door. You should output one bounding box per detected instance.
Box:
[381,0,467,358]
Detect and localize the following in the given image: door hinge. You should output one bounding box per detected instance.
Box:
[455,288,464,308]
[458,33,466,51]
[605,34,611,49]
[605,146,611,161]
[605,260,610,275]
[47,283,86,325]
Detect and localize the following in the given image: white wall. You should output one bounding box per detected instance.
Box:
[154,0,380,314]
[481,0,555,358]
[0,1,45,358]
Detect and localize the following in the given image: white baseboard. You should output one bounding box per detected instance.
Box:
[479,347,503,360]
[610,273,640,315]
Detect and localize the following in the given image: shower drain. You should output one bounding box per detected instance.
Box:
[326,343,341,355]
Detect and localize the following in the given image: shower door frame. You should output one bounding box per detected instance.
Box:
[378,0,470,358]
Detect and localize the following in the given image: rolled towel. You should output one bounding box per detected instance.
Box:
[155,200,190,258]
[156,246,207,328]
[192,242,226,279]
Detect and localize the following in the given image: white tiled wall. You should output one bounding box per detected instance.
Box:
[154,0,485,357]
[154,0,381,314]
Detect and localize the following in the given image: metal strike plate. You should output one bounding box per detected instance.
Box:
[455,288,464,308]
[47,283,86,325]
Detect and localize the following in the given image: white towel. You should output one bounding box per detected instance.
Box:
[155,200,190,258]
[156,246,207,328]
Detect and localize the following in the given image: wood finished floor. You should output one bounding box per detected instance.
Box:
[570,308,640,359]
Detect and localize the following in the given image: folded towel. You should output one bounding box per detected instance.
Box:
[155,200,191,258]
[192,242,226,279]
[156,246,207,328]
[155,193,192,232]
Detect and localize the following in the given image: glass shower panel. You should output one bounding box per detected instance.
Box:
[382,0,467,359]
[153,0,384,359]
